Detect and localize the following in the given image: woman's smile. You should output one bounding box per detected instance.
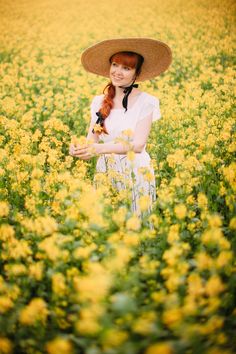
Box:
[112,75,123,80]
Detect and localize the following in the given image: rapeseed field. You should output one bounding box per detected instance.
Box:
[0,0,235,353]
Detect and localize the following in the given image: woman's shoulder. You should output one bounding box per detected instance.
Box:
[91,94,104,105]
[140,91,160,104]
[90,94,104,110]
[136,91,161,121]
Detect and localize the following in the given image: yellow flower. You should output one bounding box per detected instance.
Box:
[138,195,151,212]
[0,202,9,217]
[101,329,128,349]
[46,338,73,354]
[2,237,32,260]
[138,167,155,181]
[112,206,127,226]
[133,311,156,335]
[127,150,136,162]
[198,315,224,335]
[19,298,49,326]
[222,162,236,191]
[0,297,14,314]
[205,275,226,297]
[197,192,208,209]
[93,123,103,133]
[207,214,222,228]
[52,273,67,296]
[163,244,183,266]
[202,228,220,245]
[174,204,187,219]
[126,214,141,231]
[151,291,166,303]
[145,342,173,354]
[195,252,214,270]
[0,224,15,242]
[73,244,96,259]
[229,217,236,230]
[215,251,232,268]
[0,337,13,354]
[73,263,111,302]
[186,195,195,204]
[144,171,155,182]
[38,235,62,261]
[75,304,103,335]
[187,272,205,297]
[21,215,58,237]
[219,182,227,196]
[21,111,33,127]
[71,135,87,146]
[162,307,183,329]
[167,224,180,243]
[182,296,198,316]
[122,129,134,138]
[75,316,101,335]
[29,262,44,281]
[1,97,16,115]
[123,233,140,246]
[165,274,183,292]
[104,245,133,271]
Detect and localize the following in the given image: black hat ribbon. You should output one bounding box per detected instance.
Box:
[120,80,139,112]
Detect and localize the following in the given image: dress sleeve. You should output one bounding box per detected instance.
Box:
[138,96,161,122]
[90,95,102,124]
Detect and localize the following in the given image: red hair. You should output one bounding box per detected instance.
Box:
[97,51,143,135]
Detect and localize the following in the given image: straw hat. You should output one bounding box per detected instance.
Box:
[81,37,172,82]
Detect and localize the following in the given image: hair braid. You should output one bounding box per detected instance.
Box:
[98,82,115,135]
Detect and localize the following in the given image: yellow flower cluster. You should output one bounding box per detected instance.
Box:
[19,298,49,326]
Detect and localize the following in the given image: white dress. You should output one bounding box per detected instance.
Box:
[90,92,161,216]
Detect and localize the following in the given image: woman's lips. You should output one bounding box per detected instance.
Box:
[112,76,123,81]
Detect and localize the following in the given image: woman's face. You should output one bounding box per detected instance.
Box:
[109,61,136,87]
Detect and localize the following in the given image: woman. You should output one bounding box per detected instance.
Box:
[70,38,172,216]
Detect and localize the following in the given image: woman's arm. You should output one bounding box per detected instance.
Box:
[98,113,153,154]
[86,118,99,143]
[71,113,153,159]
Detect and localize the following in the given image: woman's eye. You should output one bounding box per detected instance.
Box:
[124,67,130,71]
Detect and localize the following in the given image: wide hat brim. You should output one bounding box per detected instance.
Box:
[81,37,172,82]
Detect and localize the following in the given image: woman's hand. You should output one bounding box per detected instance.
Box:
[69,143,101,160]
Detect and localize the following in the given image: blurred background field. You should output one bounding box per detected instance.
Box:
[0,0,236,353]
